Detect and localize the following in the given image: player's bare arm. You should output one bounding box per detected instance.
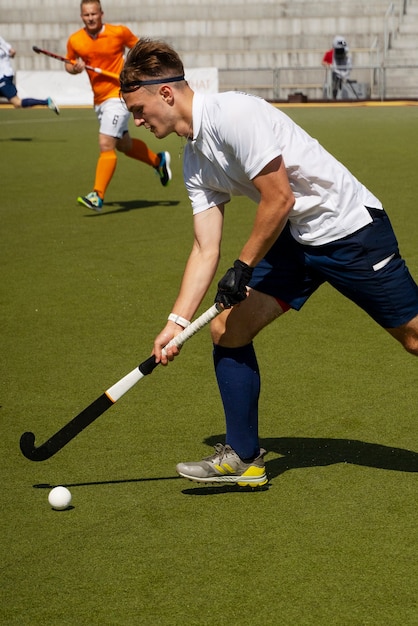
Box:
[213,156,294,311]
[153,204,224,364]
[65,57,86,75]
[239,156,295,267]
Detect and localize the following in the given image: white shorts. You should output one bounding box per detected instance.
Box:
[94,98,130,138]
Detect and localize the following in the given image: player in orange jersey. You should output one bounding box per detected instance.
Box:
[66,0,171,211]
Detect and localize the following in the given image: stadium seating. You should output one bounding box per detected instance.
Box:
[1,0,417,99]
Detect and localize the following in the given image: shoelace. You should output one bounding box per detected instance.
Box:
[207,443,232,464]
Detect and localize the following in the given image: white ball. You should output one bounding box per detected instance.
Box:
[48,486,72,510]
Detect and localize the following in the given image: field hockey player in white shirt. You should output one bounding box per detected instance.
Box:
[121,39,418,488]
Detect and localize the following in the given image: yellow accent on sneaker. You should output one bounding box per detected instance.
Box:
[213,462,235,474]
[176,444,268,487]
[237,465,269,487]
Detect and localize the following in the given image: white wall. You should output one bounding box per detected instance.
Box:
[15,67,219,105]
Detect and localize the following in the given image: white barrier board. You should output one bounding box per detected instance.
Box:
[16,67,218,106]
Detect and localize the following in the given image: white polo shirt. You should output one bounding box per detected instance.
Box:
[184,91,382,246]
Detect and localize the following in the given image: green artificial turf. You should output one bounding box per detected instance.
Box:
[1,104,417,625]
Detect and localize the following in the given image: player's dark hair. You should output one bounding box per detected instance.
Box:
[120,38,185,92]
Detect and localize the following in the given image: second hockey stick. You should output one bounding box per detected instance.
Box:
[32,45,120,80]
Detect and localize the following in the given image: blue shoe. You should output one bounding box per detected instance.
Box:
[47,97,60,115]
[155,151,172,186]
[77,191,103,211]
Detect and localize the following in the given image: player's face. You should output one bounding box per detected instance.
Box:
[123,87,175,139]
[81,2,104,35]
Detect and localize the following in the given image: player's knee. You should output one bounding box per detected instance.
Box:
[388,316,418,356]
[211,291,283,347]
[402,334,418,356]
[396,325,418,355]
[210,310,252,347]
[211,313,231,345]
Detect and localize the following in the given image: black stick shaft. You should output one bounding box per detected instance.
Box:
[19,304,222,461]
[19,356,159,462]
[20,394,114,461]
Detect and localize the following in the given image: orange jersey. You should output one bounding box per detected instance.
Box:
[67,24,138,105]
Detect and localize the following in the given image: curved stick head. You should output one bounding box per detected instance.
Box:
[20,431,39,460]
[32,46,41,54]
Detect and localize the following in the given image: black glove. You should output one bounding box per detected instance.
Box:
[215,259,253,309]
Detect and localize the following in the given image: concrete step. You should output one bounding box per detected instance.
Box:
[181,50,379,69]
[398,21,418,34]
[2,15,388,40]
[386,47,418,61]
[1,0,416,98]
[8,48,381,74]
[2,30,381,54]
[1,0,287,6]
[0,0,393,19]
[390,37,418,49]
[1,0,385,24]
[405,4,418,15]
[385,57,418,66]
[172,35,377,52]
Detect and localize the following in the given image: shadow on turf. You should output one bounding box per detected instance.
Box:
[83,199,180,215]
[0,137,33,142]
[178,435,418,495]
[32,435,418,495]
[208,435,418,476]
[33,476,180,489]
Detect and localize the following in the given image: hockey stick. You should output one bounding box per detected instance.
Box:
[32,45,120,80]
[346,79,360,101]
[20,303,222,461]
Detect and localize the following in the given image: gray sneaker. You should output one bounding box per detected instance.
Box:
[176,443,268,487]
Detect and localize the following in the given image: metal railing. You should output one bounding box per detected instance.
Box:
[219,63,418,101]
[384,0,412,59]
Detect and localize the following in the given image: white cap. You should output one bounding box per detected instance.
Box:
[333,36,348,48]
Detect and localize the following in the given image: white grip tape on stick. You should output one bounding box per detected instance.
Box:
[105,303,222,402]
[163,303,222,353]
[106,367,145,402]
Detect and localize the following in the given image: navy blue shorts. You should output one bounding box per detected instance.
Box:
[249,208,418,328]
[0,75,17,99]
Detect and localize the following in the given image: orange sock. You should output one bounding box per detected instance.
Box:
[126,138,159,168]
[93,149,117,199]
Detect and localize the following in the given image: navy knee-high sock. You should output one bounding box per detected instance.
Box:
[213,343,260,460]
[21,98,48,108]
